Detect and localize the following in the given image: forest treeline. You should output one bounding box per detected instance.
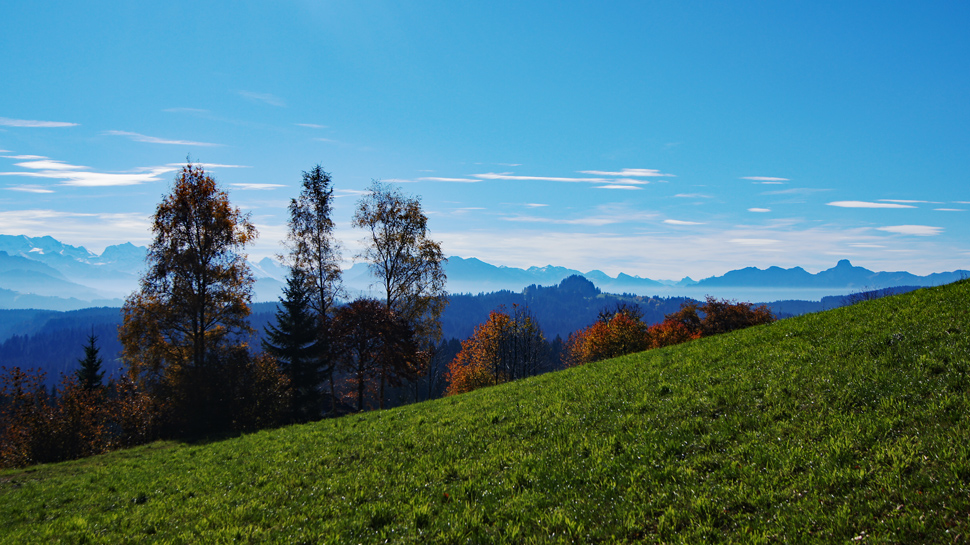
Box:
[1,163,774,468]
[0,281,698,388]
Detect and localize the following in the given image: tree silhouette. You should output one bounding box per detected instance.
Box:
[280,164,342,412]
[353,181,447,343]
[332,299,419,411]
[263,270,322,421]
[75,332,105,390]
[119,163,258,434]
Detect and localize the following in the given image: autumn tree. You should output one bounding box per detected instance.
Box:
[332,299,419,411]
[262,270,321,421]
[661,297,775,338]
[279,164,342,412]
[0,367,158,468]
[646,319,701,349]
[445,305,545,396]
[283,165,342,316]
[353,181,447,343]
[564,305,652,366]
[697,296,775,336]
[75,332,105,390]
[119,163,259,434]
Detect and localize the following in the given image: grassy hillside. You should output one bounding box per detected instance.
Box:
[2,281,968,543]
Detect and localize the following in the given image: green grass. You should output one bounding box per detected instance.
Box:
[2,281,969,543]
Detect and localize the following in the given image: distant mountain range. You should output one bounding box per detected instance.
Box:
[0,234,966,310]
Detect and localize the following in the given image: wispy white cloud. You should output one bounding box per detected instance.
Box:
[596,184,642,190]
[876,225,943,236]
[762,188,830,195]
[827,201,916,209]
[742,176,789,182]
[496,163,522,167]
[3,155,47,160]
[934,208,965,212]
[5,185,54,194]
[748,208,771,213]
[418,177,481,183]
[674,193,712,199]
[500,204,657,227]
[230,183,286,191]
[105,130,221,147]
[579,168,674,177]
[0,158,177,187]
[238,91,286,107]
[730,238,781,246]
[664,219,704,225]
[878,199,940,204]
[475,172,608,183]
[0,117,78,128]
[334,189,370,198]
[295,123,327,129]
[849,243,886,248]
[500,215,619,227]
[15,160,88,171]
[524,203,548,208]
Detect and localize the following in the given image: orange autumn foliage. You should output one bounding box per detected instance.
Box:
[646,319,702,349]
[445,311,512,396]
[564,312,652,367]
[445,306,545,396]
[0,368,158,469]
[565,297,775,366]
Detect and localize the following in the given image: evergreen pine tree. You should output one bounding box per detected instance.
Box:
[76,332,105,390]
[263,271,322,421]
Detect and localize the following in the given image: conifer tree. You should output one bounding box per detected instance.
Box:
[263,271,322,421]
[75,333,105,390]
[281,164,342,413]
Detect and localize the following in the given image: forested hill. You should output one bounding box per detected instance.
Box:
[442,275,693,340]
[0,275,902,386]
[0,277,690,384]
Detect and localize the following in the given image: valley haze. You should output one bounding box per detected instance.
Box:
[0,234,966,311]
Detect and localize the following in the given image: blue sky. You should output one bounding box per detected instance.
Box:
[1,1,968,279]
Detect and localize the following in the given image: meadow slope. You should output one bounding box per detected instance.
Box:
[1,280,969,543]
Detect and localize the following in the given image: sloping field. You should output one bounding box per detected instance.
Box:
[2,280,969,543]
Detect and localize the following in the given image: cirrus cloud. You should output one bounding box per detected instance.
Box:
[596,184,643,190]
[827,201,916,209]
[730,238,781,246]
[0,157,177,187]
[664,219,704,225]
[0,117,78,128]
[230,183,286,191]
[105,130,221,147]
[579,168,675,177]
[5,185,54,194]
[475,172,608,183]
[418,177,481,183]
[876,225,943,236]
[742,176,788,183]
